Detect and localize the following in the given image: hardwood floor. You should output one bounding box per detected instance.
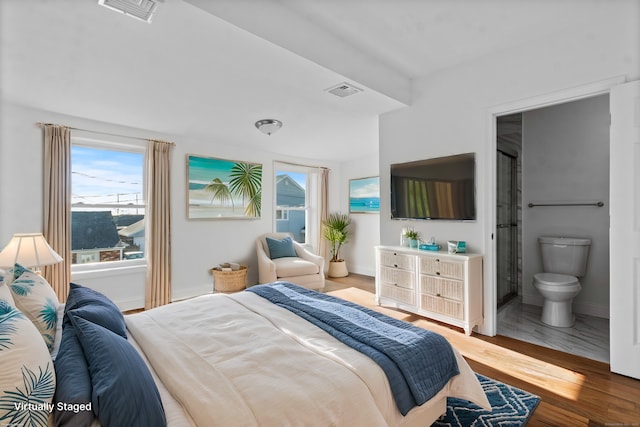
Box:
[325,274,640,427]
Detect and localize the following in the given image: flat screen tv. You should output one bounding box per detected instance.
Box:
[390,153,476,220]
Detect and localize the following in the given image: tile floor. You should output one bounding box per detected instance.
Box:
[497,298,610,363]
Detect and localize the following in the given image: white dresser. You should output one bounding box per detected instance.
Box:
[375,245,483,335]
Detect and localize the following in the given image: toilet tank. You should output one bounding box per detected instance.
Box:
[539,236,591,277]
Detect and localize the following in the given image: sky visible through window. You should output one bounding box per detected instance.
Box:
[279,171,306,188]
[72,146,144,212]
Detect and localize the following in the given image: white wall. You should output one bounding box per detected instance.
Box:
[379,5,639,334]
[522,95,610,318]
[0,103,357,310]
[339,153,380,277]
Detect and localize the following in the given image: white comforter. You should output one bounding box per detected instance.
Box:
[126,291,489,427]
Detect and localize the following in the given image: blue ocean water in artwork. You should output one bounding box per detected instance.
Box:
[350,197,380,212]
[189,182,207,190]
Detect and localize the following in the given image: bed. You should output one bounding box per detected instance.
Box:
[1,270,489,427]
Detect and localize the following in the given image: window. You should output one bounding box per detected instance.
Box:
[275,209,289,221]
[71,142,146,266]
[274,162,323,252]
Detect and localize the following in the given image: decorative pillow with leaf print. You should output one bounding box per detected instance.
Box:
[0,283,15,307]
[0,301,56,427]
[4,263,30,285]
[9,271,60,352]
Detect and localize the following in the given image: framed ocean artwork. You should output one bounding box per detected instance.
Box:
[349,176,380,213]
[187,154,262,219]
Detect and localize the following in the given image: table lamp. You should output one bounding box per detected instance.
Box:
[0,233,63,274]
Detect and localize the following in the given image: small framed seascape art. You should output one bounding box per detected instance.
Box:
[187,154,262,219]
[349,176,380,213]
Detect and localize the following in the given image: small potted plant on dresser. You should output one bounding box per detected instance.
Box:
[322,212,352,278]
[404,228,421,249]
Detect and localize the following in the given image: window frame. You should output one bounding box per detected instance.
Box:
[273,162,321,252]
[70,133,148,273]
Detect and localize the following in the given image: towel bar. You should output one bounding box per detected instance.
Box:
[527,201,604,208]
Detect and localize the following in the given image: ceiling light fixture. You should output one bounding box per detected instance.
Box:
[255,119,282,136]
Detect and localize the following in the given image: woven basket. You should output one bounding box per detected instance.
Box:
[210,265,247,292]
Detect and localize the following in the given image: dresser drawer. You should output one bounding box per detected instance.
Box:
[420,294,463,320]
[419,257,464,279]
[380,266,415,290]
[420,276,464,301]
[381,284,416,305]
[379,251,415,271]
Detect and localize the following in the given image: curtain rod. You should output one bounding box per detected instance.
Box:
[275,160,330,171]
[35,122,176,146]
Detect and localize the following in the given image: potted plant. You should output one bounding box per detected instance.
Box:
[322,212,352,277]
[404,228,421,248]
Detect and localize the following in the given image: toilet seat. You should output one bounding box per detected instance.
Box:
[533,272,579,286]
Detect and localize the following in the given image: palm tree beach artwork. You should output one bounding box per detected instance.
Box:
[187,155,262,219]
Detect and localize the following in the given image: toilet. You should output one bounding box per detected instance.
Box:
[533,236,591,327]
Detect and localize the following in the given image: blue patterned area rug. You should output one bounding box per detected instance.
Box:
[431,373,540,427]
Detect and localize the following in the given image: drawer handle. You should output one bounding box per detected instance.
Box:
[436,293,441,297]
[436,272,441,276]
[435,258,440,262]
[394,264,398,268]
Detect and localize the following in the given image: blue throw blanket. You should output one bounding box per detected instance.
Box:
[247,282,460,415]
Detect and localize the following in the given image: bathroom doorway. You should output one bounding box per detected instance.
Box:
[493,96,611,363]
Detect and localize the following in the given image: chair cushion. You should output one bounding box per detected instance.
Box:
[274,257,319,277]
[265,236,297,259]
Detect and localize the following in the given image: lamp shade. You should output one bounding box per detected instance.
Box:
[0,233,63,269]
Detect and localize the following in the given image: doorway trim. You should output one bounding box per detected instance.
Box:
[480,75,626,337]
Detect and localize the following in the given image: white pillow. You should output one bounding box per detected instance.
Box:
[0,301,56,426]
[9,271,60,352]
[49,303,65,360]
[0,283,15,306]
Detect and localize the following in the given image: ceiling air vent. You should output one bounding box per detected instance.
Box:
[98,0,159,23]
[326,82,363,98]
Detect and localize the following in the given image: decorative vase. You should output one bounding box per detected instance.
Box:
[409,238,419,249]
[328,260,348,278]
[401,227,409,246]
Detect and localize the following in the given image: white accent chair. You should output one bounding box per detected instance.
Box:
[256,232,325,291]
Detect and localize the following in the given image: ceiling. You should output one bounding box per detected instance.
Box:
[0,0,613,162]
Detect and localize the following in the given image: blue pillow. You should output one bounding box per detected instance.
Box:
[70,315,166,427]
[266,236,297,259]
[64,283,126,337]
[53,326,95,426]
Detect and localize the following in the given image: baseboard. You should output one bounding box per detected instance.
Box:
[172,283,212,303]
[573,301,609,319]
[117,296,145,312]
[348,265,376,277]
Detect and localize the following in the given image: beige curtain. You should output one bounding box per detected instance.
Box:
[145,140,172,309]
[42,125,72,302]
[317,167,329,260]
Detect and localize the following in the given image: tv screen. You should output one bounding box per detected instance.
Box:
[390,153,476,220]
